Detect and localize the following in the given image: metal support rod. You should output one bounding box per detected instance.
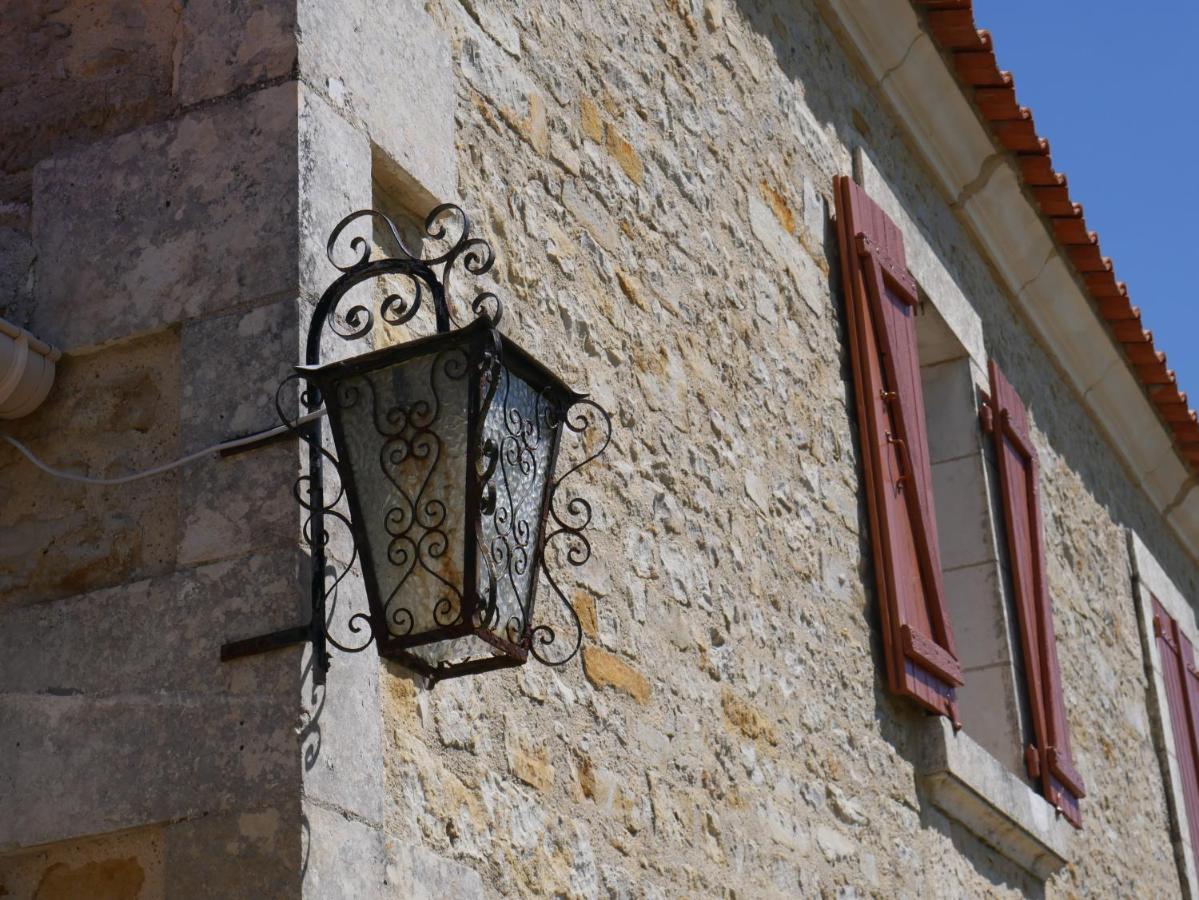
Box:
[220,624,312,661]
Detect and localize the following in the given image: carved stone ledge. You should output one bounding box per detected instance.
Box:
[917,717,1073,879]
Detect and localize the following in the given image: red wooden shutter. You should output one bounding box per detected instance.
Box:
[983,360,1085,827]
[1154,597,1199,871]
[833,175,962,723]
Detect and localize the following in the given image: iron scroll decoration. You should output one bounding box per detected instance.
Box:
[220,204,611,685]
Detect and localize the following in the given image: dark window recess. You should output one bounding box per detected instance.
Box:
[982,361,1085,828]
[1153,598,1199,873]
[833,175,962,723]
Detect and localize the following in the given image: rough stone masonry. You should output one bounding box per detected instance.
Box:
[0,0,1196,898]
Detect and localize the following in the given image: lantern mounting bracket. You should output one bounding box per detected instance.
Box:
[219,205,610,686]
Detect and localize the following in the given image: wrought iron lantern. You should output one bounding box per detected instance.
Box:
[222,206,610,684]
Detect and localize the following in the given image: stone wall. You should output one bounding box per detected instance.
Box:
[370,0,1196,896]
[3,5,317,898]
[0,0,1196,898]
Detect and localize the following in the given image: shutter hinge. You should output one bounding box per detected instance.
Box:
[885,432,909,490]
[979,399,994,434]
[1024,744,1041,779]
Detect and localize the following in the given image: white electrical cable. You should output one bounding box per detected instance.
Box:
[1,409,327,486]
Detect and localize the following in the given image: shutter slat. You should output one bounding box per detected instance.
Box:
[834,176,962,723]
[986,361,1085,828]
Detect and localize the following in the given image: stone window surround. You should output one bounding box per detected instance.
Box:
[854,148,1074,878]
[1131,531,1199,900]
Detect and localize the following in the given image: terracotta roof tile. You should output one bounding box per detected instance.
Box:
[1018,154,1062,186]
[911,0,1199,478]
[953,52,1010,87]
[927,11,992,50]
[1032,185,1078,217]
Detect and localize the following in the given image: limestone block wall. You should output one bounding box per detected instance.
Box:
[3,4,372,898]
[0,0,1196,898]
[368,0,1199,897]
[0,6,306,895]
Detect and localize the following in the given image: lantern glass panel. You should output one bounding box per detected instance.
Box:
[330,346,472,639]
[480,366,556,635]
[408,360,560,668]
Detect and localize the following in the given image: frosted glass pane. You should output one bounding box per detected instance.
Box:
[331,347,470,638]
[477,365,557,645]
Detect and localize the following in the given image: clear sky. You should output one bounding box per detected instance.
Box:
[971,0,1199,401]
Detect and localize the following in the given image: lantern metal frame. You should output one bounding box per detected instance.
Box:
[220,205,610,685]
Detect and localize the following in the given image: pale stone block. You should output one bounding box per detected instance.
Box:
[298,84,373,303]
[181,297,302,449]
[0,550,303,700]
[1144,457,1195,541]
[1167,488,1199,561]
[914,299,966,369]
[956,661,1024,777]
[32,82,300,350]
[178,442,299,568]
[1085,362,1176,508]
[942,563,1009,670]
[163,805,302,899]
[959,162,1055,297]
[0,692,296,852]
[299,640,387,825]
[1019,256,1113,395]
[297,0,456,210]
[917,717,1072,879]
[880,34,997,198]
[930,454,995,570]
[920,357,979,465]
[178,297,307,571]
[823,0,922,84]
[176,0,297,106]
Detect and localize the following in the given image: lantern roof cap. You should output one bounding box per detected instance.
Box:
[297,317,586,402]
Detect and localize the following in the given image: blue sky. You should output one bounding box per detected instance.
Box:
[971,0,1199,399]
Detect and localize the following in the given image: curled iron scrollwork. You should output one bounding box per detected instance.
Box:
[323,204,503,340]
[274,374,375,656]
[529,398,612,666]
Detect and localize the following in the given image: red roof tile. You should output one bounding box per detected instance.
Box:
[911,0,1199,478]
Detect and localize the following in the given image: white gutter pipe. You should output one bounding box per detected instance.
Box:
[0,316,60,419]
